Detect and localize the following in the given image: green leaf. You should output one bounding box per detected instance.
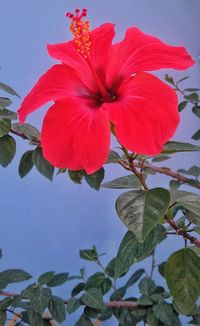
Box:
[12,122,40,141]
[68,169,84,184]
[71,282,85,297]
[101,175,141,189]
[114,225,166,278]
[85,273,112,295]
[0,119,11,137]
[184,88,200,92]
[169,179,180,189]
[0,297,12,310]
[31,287,52,314]
[152,155,171,162]
[109,286,126,301]
[32,146,54,181]
[146,308,159,326]
[29,311,51,326]
[79,247,98,261]
[139,277,156,296]
[67,297,81,314]
[125,269,145,288]
[0,81,20,97]
[38,271,55,285]
[170,189,200,217]
[46,273,68,287]
[192,106,200,118]
[138,294,153,305]
[192,129,200,140]
[164,74,175,85]
[0,108,17,120]
[84,168,105,190]
[0,269,32,287]
[184,93,199,102]
[106,150,121,163]
[158,262,166,278]
[0,97,12,107]
[116,188,170,242]
[163,141,200,153]
[48,295,66,323]
[178,100,188,112]
[18,150,34,178]
[81,288,105,310]
[153,302,180,326]
[0,135,16,167]
[0,311,6,325]
[178,165,200,177]
[165,248,200,314]
[75,315,93,326]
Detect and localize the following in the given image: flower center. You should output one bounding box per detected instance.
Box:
[66,9,91,58]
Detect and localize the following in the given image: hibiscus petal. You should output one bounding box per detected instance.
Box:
[18,64,88,123]
[107,27,195,87]
[105,72,179,155]
[47,23,115,88]
[41,98,110,174]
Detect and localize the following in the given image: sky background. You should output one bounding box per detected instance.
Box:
[0,0,200,325]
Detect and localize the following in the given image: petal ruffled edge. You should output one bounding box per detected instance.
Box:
[107,27,195,87]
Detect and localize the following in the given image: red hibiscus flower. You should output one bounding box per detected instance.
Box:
[18,9,194,174]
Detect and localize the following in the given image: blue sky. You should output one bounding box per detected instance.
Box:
[0,0,200,325]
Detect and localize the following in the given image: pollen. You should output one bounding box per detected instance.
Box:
[66,9,91,58]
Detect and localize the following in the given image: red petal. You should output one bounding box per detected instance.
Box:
[107,27,195,87]
[18,64,88,123]
[47,23,115,87]
[105,72,180,155]
[41,98,110,174]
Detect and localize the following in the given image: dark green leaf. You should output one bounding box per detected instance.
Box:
[158,262,166,278]
[46,273,68,287]
[101,174,141,189]
[67,297,81,314]
[18,150,34,178]
[163,141,200,153]
[138,294,153,305]
[29,311,51,326]
[178,165,200,177]
[192,106,200,118]
[12,122,40,141]
[0,119,11,137]
[68,169,84,184]
[0,269,31,287]
[97,307,113,320]
[38,271,55,285]
[0,135,16,167]
[170,189,200,217]
[178,101,188,112]
[139,277,156,296]
[0,82,20,97]
[81,288,105,310]
[116,188,170,242]
[165,248,200,314]
[0,311,6,326]
[192,129,200,140]
[71,282,85,297]
[152,155,171,162]
[32,146,54,181]
[85,273,111,294]
[84,168,105,190]
[106,150,121,163]
[125,269,145,288]
[84,306,99,318]
[0,108,17,120]
[153,302,181,326]
[184,88,200,92]
[146,308,159,326]
[31,287,52,314]
[0,97,12,107]
[169,180,181,189]
[109,286,126,301]
[75,315,93,326]
[184,93,199,102]
[0,297,12,310]
[79,247,98,261]
[48,295,66,323]
[164,74,175,85]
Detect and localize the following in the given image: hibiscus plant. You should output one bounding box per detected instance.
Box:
[0,8,200,326]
